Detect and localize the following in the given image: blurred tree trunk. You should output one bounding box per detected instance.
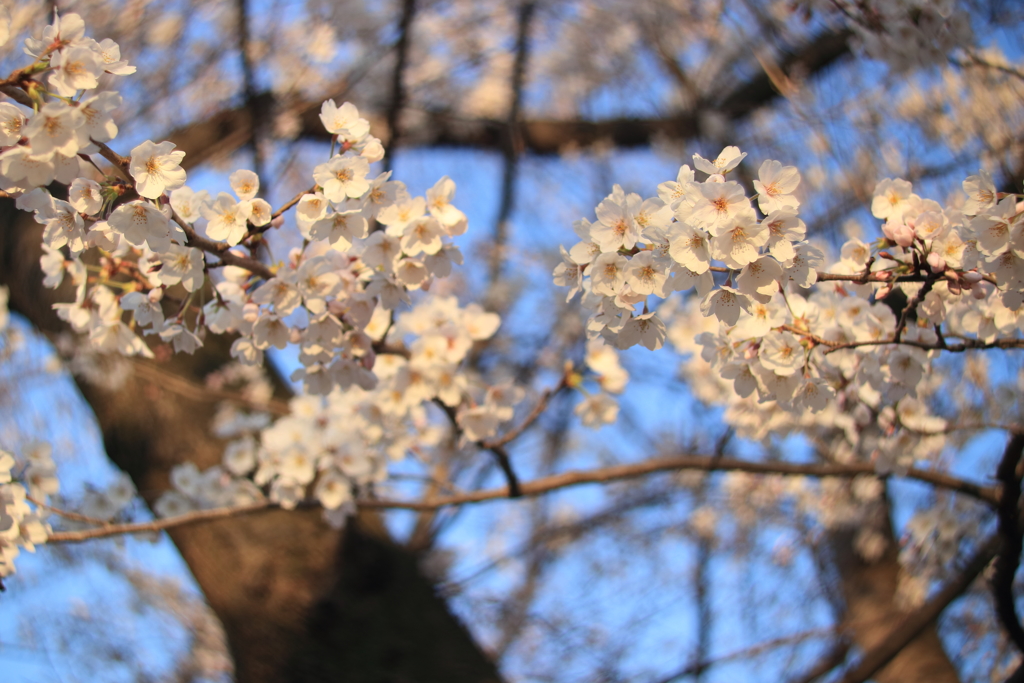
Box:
[830,502,961,683]
[0,202,503,683]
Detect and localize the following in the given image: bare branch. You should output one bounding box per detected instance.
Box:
[486,0,536,291]
[382,0,417,168]
[129,359,290,416]
[161,28,851,163]
[47,500,274,543]
[45,454,999,544]
[481,376,567,449]
[355,455,999,511]
[27,495,114,527]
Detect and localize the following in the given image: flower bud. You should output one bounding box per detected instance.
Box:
[926,252,945,273]
[706,173,725,184]
[327,299,347,317]
[147,287,164,304]
[962,270,984,284]
[242,302,260,322]
[882,220,914,247]
[971,281,992,300]
[271,215,285,229]
[289,327,303,344]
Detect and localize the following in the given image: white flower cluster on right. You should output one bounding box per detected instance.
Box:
[555,147,1024,419]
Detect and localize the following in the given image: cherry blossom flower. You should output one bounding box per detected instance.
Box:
[590,252,628,296]
[68,178,103,216]
[426,176,467,234]
[617,312,667,350]
[319,100,370,139]
[230,169,260,201]
[871,178,914,220]
[49,46,104,95]
[693,146,747,175]
[700,286,751,326]
[574,393,619,428]
[314,154,370,202]
[0,103,25,146]
[129,140,187,199]
[202,193,252,245]
[24,102,83,159]
[753,160,801,214]
[667,223,711,273]
[108,200,174,252]
[962,169,996,215]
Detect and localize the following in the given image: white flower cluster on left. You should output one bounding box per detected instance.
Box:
[0,440,138,579]
[0,12,526,534]
[0,445,52,579]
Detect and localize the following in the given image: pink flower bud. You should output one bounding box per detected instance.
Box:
[147,287,164,303]
[971,281,992,300]
[926,252,945,273]
[882,220,915,247]
[962,270,984,284]
[271,215,285,229]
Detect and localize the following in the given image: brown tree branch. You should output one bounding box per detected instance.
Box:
[486,0,535,291]
[46,454,1000,544]
[480,376,566,450]
[161,27,851,165]
[382,0,417,168]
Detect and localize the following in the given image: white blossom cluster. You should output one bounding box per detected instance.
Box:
[556,146,1024,423]
[0,444,54,578]
[156,296,507,524]
[898,498,986,608]
[0,439,141,578]
[0,15,525,531]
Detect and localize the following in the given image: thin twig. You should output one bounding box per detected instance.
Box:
[481,377,567,449]
[436,399,523,498]
[271,184,317,221]
[354,455,999,510]
[652,628,837,683]
[822,336,1024,355]
[129,359,290,416]
[47,500,273,543]
[952,52,1024,82]
[179,221,274,280]
[27,495,113,527]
